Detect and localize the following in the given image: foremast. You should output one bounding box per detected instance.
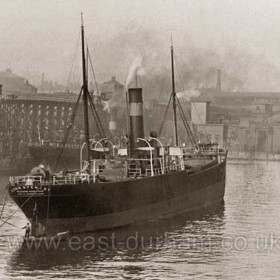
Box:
[171,39,178,146]
[81,14,91,173]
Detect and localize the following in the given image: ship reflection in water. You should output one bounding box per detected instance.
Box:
[7,204,225,279]
[2,161,280,279]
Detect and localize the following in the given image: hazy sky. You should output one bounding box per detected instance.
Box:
[1,0,280,90]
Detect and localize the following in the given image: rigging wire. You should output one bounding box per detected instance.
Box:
[158,94,172,137]
[173,55,199,145]
[45,185,51,233]
[88,92,106,138]
[156,52,174,137]
[53,36,106,171]
[86,42,100,96]
[53,87,83,171]
[85,40,107,139]
[176,95,197,146]
[174,51,207,136]
[0,195,34,229]
[66,30,81,92]
[176,99,194,145]
[0,190,8,221]
[176,95,206,164]
[0,219,21,229]
[174,51,204,143]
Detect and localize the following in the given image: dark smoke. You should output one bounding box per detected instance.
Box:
[92,24,280,103]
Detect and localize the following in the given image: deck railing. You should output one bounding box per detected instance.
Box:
[9,173,96,186]
[128,167,142,177]
[127,162,184,178]
[182,146,226,155]
[198,147,226,155]
[9,176,43,186]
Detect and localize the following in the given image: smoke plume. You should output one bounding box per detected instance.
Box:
[125,56,145,89]
[176,89,201,101]
[93,24,280,98]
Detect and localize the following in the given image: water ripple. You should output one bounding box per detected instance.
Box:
[1,162,280,279]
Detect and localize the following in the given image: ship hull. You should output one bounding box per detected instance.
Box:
[9,160,226,235]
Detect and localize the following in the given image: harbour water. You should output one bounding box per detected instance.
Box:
[0,161,280,279]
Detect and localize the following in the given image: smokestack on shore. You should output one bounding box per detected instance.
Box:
[0,84,2,96]
[216,69,221,92]
[128,88,144,155]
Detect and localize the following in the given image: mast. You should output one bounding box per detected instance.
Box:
[81,14,91,172]
[171,39,178,146]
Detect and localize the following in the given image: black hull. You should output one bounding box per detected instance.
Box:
[9,160,226,234]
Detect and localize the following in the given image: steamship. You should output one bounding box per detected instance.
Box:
[7,18,227,237]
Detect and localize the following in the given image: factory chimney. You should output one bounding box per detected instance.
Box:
[216,69,221,92]
[0,84,2,96]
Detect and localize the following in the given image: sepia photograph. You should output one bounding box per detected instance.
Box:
[0,0,280,279]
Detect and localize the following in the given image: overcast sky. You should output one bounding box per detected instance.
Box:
[1,0,280,90]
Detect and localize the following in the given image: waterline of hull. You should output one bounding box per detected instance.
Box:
[9,160,226,235]
[38,180,225,234]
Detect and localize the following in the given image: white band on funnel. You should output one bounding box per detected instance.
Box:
[129,103,143,116]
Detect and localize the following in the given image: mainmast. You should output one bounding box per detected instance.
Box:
[171,39,178,146]
[81,14,91,172]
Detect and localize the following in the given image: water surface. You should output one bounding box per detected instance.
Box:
[1,161,280,279]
